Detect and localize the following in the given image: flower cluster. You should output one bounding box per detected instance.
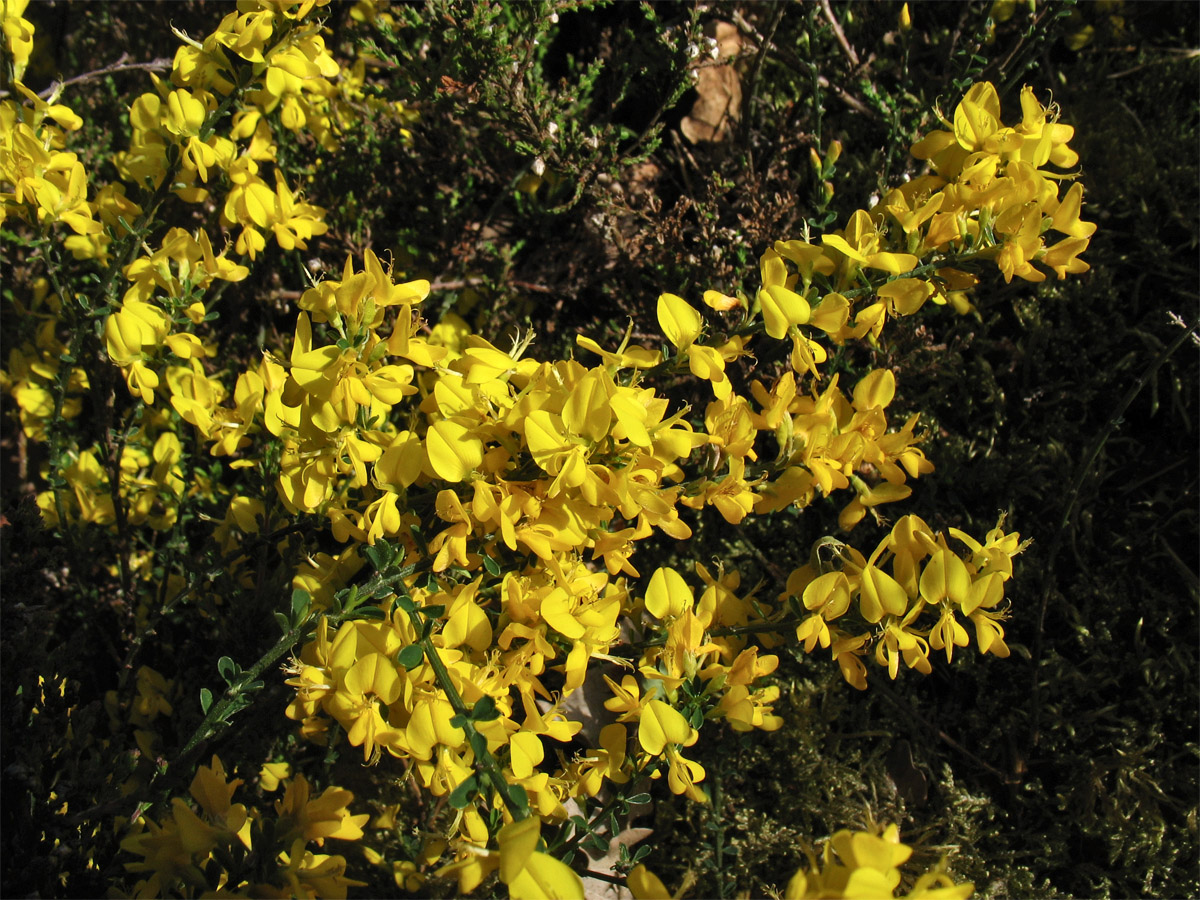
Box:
[629,823,973,900]
[1,0,1098,895]
[784,516,1025,690]
[120,755,367,899]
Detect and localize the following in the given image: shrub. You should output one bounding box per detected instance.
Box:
[6,2,1190,898]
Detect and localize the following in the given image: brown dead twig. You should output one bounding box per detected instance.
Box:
[28,54,174,100]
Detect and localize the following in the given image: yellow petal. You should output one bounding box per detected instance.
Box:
[498,816,541,885]
[628,864,671,900]
[509,732,544,780]
[507,851,584,900]
[657,292,702,350]
[638,699,691,755]
[919,549,971,606]
[426,418,483,483]
[645,566,690,620]
[852,369,896,411]
[859,565,909,623]
[562,369,612,442]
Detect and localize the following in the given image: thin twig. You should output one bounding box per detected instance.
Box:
[1028,313,1200,748]
[819,0,860,68]
[817,75,876,119]
[32,55,173,100]
[740,3,786,149]
[429,277,556,294]
[874,679,1013,783]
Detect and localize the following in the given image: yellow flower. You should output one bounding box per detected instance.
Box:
[324,652,404,762]
[275,772,369,847]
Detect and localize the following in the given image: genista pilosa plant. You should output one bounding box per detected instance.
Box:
[0,0,1093,896]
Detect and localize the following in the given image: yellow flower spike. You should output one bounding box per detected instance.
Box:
[325,653,403,762]
[460,340,520,384]
[575,334,662,370]
[188,756,246,833]
[638,698,693,755]
[104,300,170,365]
[774,239,838,284]
[374,430,424,489]
[822,210,919,276]
[163,89,207,138]
[656,292,703,350]
[436,844,500,895]
[168,796,222,856]
[3,0,35,80]
[541,587,587,640]
[277,776,368,847]
[441,580,493,651]
[406,695,466,761]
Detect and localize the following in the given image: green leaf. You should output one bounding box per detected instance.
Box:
[217,656,238,683]
[508,783,530,818]
[351,606,386,621]
[483,554,501,577]
[450,713,468,729]
[467,729,489,760]
[397,645,424,669]
[274,611,291,635]
[200,687,213,714]
[291,589,311,624]
[626,793,651,805]
[363,544,386,572]
[448,774,478,809]
[396,595,417,615]
[471,695,499,721]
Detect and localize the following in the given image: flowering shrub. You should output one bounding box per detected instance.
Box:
[1,1,1099,897]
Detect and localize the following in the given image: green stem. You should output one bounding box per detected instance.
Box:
[398,592,529,818]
